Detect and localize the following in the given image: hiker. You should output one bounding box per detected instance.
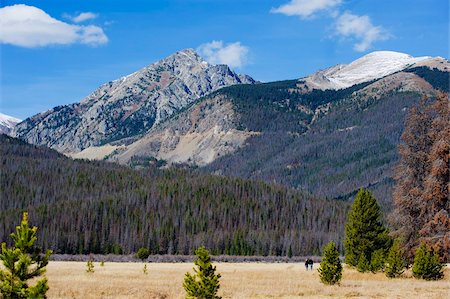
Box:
[308,259,314,270]
[305,258,313,271]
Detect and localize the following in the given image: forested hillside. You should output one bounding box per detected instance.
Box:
[0,135,349,255]
[202,87,423,205]
[195,66,448,204]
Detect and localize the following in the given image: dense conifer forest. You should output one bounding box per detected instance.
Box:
[404,67,449,92]
[0,135,349,255]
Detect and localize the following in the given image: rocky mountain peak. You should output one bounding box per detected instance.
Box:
[168,48,205,62]
[13,49,255,153]
[154,48,208,72]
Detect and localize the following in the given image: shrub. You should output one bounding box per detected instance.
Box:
[385,241,405,278]
[136,247,150,261]
[86,257,94,273]
[318,241,342,285]
[412,243,444,280]
[143,264,148,275]
[0,212,52,298]
[183,247,221,298]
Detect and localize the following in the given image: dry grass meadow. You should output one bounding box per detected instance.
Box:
[44,261,449,298]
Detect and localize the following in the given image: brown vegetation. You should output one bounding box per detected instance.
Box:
[392,92,450,262]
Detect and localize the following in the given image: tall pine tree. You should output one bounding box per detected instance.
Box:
[344,189,390,269]
[392,92,449,262]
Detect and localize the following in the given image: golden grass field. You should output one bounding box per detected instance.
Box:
[44,261,449,299]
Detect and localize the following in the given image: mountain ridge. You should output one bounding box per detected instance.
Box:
[13,48,255,153]
[299,51,446,90]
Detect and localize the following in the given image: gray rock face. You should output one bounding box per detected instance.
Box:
[13,49,255,153]
[107,94,259,166]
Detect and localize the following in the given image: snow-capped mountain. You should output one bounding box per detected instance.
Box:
[0,113,21,136]
[13,49,255,153]
[302,51,434,90]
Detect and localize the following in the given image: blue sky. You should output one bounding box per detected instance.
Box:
[1,0,448,119]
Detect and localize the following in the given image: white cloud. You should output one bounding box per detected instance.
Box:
[271,1,389,52]
[197,41,249,68]
[0,5,108,48]
[335,12,389,52]
[71,12,98,23]
[271,0,342,18]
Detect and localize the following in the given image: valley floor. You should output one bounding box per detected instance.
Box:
[45,262,449,298]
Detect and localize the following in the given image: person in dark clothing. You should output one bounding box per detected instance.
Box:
[305,258,314,270]
[308,259,314,270]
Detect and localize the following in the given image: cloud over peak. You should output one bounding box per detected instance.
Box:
[0,5,107,48]
[272,0,389,52]
[197,41,249,68]
[335,12,389,52]
[271,0,342,18]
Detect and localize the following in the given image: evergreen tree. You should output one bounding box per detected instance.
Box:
[86,256,94,273]
[0,212,52,298]
[412,243,444,280]
[318,242,342,285]
[344,189,391,268]
[369,249,385,273]
[143,264,148,275]
[183,247,221,299]
[385,240,405,278]
[357,253,370,273]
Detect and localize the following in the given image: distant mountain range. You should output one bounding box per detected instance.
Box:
[11,49,450,204]
[0,113,21,135]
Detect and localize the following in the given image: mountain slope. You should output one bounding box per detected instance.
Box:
[13,49,255,153]
[0,112,21,135]
[200,65,448,204]
[0,134,348,255]
[107,94,258,166]
[105,53,448,205]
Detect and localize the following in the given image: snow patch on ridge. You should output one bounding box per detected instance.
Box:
[304,51,431,90]
[0,112,21,135]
